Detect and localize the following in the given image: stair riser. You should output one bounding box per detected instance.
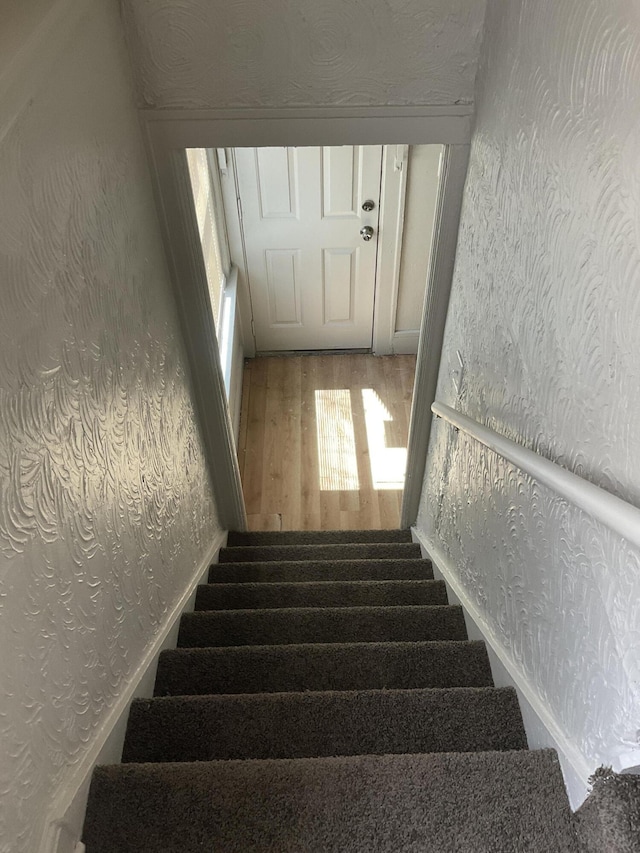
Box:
[208,558,433,584]
[154,641,493,696]
[123,688,527,763]
[195,580,448,610]
[219,543,422,563]
[177,606,467,647]
[226,529,413,547]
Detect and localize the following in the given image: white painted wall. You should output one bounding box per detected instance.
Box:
[0,2,221,851]
[417,0,640,805]
[393,145,443,353]
[121,0,486,109]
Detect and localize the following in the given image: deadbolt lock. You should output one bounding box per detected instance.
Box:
[362,200,375,212]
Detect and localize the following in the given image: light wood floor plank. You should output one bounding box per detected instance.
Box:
[238,353,416,531]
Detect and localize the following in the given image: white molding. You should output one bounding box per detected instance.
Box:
[401,145,470,527]
[144,139,247,530]
[392,329,420,354]
[0,0,90,145]
[412,526,592,809]
[141,106,473,148]
[41,530,227,853]
[433,401,640,553]
[372,145,409,355]
[218,149,256,357]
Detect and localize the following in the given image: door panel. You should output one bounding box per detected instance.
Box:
[235,145,382,351]
[265,249,301,325]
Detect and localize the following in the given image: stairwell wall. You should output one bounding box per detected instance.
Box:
[120,0,486,110]
[0,1,222,851]
[417,0,640,805]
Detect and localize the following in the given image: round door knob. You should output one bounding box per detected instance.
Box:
[362,200,375,212]
[360,225,374,242]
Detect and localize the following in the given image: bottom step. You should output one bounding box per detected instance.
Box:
[83,750,578,853]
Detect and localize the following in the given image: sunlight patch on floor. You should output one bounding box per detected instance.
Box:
[362,388,407,490]
[315,389,360,490]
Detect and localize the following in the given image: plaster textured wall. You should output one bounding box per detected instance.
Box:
[0,3,219,851]
[120,0,486,109]
[418,0,640,777]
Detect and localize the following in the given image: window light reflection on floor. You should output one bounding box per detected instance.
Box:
[314,388,407,492]
[315,389,360,490]
[361,388,407,490]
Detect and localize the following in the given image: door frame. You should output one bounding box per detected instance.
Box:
[141,106,472,531]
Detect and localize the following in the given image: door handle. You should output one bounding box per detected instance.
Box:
[360,226,374,242]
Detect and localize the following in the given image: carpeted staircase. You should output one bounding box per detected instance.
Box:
[82,528,580,852]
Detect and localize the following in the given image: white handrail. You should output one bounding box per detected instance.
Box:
[432,401,640,552]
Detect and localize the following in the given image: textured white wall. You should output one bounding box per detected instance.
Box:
[418,0,640,785]
[121,0,486,109]
[0,2,220,851]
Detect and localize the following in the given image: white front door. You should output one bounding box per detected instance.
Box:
[234,145,383,351]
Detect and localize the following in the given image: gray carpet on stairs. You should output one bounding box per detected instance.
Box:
[154,640,494,695]
[178,604,467,647]
[208,556,433,583]
[82,528,585,852]
[123,687,527,763]
[83,751,578,853]
[195,578,447,609]
[218,541,422,562]
[227,528,413,546]
[574,769,640,852]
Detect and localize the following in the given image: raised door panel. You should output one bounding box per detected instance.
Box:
[255,147,299,220]
[323,248,357,325]
[321,146,360,219]
[265,249,302,326]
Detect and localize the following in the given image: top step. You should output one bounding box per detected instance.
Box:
[219,542,422,563]
[226,529,413,547]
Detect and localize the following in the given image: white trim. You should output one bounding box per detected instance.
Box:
[219,266,239,394]
[401,145,470,527]
[142,106,473,148]
[41,530,227,853]
[433,401,640,553]
[372,145,409,355]
[391,329,420,354]
[412,526,592,810]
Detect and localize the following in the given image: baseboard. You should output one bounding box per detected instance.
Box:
[392,330,420,354]
[41,530,227,853]
[412,527,592,810]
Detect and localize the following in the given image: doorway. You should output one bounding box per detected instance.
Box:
[143,109,470,530]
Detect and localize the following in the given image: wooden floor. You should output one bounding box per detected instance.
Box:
[237,354,416,531]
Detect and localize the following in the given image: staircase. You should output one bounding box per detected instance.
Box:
[82,529,579,852]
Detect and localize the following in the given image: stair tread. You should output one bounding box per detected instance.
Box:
[155,639,493,695]
[123,686,527,763]
[196,579,447,609]
[219,542,422,562]
[84,750,578,853]
[178,604,467,647]
[208,557,433,583]
[226,528,413,547]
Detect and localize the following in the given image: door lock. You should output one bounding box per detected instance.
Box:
[360,225,374,242]
[362,200,375,212]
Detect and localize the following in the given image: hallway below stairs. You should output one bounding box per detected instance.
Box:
[83,528,579,852]
[238,354,416,532]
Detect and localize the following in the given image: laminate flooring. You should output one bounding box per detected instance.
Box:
[237,354,416,531]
